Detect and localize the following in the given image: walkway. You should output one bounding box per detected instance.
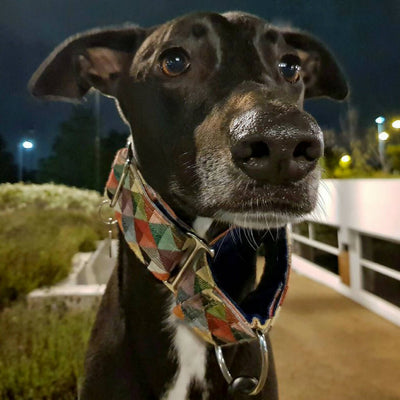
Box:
[270,271,400,400]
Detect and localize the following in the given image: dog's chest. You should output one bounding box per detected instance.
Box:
[163,294,209,400]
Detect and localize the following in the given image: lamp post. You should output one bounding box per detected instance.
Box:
[94,90,101,191]
[18,139,34,181]
[375,116,389,172]
[392,120,400,129]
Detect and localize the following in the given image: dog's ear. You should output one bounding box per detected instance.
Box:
[282,30,349,100]
[29,26,148,102]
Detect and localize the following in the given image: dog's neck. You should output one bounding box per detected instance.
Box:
[106,145,289,398]
[106,146,289,333]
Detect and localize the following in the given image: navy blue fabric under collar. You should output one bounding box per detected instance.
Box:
[209,227,289,326]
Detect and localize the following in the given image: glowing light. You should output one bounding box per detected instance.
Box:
[375,116,385,124]
[339,154,352,168]
[392,120,400,129]
[378,131,389,141]
[22,140,34,149]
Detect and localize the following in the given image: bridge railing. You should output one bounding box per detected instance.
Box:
[290,179,400,327]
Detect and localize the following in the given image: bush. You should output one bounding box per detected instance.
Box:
[0,183,108,307]
[387,144,400,172]
[0,183,102,213]
[0,301,97,399]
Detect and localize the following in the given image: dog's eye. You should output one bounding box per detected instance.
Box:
[160,48,190,77]
[278,55,301,83]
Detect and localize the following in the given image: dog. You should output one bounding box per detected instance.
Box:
[29,11,348,400]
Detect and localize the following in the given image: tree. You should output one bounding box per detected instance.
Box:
[0,135,17,183]
[321,129,346,178]
[100,130,128,189]
[387,145,400,173]
[39,107,97,189]
[38,107,128,191]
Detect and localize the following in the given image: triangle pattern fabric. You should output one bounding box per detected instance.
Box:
[135,219,157,249]
[105,147,291,347]
[157,227,179,251]
[149,223,169,245]
[133,193,147,220]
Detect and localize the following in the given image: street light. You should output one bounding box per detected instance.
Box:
[375,116,388,172]
[378,131,389,141]
[392,120,400,129]
[339,154,352,168]
[22,140,34,149]
[18,139,34,181]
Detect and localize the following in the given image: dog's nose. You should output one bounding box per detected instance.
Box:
[231,131,323,184]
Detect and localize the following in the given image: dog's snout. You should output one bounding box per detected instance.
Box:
[231,131,323,184]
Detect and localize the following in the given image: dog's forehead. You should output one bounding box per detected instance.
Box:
[147,12,268,46]
[133,11,274,74]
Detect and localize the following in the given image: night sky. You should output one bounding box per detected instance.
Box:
[1,0,399,162]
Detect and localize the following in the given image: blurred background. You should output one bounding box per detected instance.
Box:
[1,0,400,186]
[0,1,399,399]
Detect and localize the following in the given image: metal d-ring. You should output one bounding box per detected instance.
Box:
[214,330,269,396]
[98,199,118,226]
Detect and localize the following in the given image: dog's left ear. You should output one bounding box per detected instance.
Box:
[282,30,349,100]
[29,25,149,102]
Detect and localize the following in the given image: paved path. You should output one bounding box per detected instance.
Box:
[77,245,400,399]
[271,271,400,400]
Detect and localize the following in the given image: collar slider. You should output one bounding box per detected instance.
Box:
[163,232,214,293]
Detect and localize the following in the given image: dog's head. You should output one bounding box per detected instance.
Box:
[30,11,348,229]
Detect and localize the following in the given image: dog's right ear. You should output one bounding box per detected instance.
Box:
[29,25,148,102]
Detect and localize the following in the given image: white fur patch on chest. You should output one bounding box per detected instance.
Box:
[163,295,209,400]
[162,218,216,400]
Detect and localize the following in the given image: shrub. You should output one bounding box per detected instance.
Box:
[387,144,400,172]
[0,301,97,399]
[0,183,109,307]
[0,183,102,213]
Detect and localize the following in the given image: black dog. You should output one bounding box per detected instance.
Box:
[30,11,347,400]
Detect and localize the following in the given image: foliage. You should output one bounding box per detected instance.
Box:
[0,301,97,400]
[0,182,102,213]
[38,107,97,190]
[38,106,127,192]
[387,145,400,172]
[0,183,107,307]
[321,129,346,178]
[322,128,399,179]
[100,129,128,186]
[0,134,17,183]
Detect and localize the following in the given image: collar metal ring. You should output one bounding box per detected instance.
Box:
[214,330,269,396]
[98,199,118,225]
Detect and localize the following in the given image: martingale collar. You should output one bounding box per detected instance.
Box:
[105,142,291,394]
[106,143,291,343]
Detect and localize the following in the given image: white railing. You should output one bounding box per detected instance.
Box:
[291,179,400,327]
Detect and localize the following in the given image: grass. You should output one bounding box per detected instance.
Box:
[0,183,107,398]
[0,208,104,308]
[0,183,109,307]
[0,301,97,400]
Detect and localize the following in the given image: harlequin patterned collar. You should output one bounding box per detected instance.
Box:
[105,142,291,395]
